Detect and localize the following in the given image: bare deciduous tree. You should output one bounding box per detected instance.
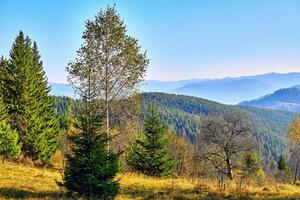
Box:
[196,112,253,180]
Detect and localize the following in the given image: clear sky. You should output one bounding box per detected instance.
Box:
[1,0,300,83]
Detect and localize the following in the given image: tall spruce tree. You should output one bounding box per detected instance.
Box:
[24,42,59,163]
[127,107,176,177]
[2,32,33,138]
[2,31,59,164]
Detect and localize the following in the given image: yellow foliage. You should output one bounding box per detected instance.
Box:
[289,115,300,139]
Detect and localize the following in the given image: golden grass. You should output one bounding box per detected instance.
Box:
[0,161,62,199]
[0,161,300,199]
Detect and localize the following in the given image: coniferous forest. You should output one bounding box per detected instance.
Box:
[1,4,300,200]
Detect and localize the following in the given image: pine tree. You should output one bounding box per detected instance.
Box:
[127,107,176,177]
[0,97,21,163]
[2,31,59,164]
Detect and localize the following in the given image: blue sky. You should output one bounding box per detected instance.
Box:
[1,0,300,83]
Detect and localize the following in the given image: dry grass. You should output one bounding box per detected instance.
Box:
[0,161,300,199]
[0,161,62,199]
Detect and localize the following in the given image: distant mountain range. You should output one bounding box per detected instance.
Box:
[240,86,300,113]
[142,72,300,104]
[49,83,75,98]
[50,72,300,104]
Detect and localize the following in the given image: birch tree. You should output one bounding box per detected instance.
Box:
[66,6,149,151]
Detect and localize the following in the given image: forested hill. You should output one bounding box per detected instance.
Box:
[240,88,300,113]
[140,93,296,167]
[53,92,296,168]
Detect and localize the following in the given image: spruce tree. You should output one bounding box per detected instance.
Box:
[2,31,33,138]
[127,107,176,177]
[63,110,119,199]
[2,31,59,164]
[23,42,59,163]
[0,97,21,163]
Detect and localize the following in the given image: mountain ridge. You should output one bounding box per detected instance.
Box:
[239,87,300,113]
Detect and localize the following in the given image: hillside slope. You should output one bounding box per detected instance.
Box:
[240,88,300,113]
[2,161,300,199]
[140,93,296,167]
[53,93,296,168]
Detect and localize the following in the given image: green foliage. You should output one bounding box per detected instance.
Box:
[244,151,259,176]
[52,92,295,170]
[140,92,295,169]
[1,32,59,164]
[63,117,119,199]
[0,120,21,162]
[277,154,288,171]
[0,99,21,161]
[256,168,266,184]
[127,107,176,177]
[2,31,33,136]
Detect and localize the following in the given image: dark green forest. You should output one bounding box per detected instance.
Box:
[53,92,296,169]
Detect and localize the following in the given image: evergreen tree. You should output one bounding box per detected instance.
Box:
[244,151,259,176]
[0,98,21,163]
[278,154,288,172]
[127,107,176,177]
[63,111,119,199]
[2,31,33,138]
[0,56,8,91]
[23,42,59,163]
[2,31,59,164]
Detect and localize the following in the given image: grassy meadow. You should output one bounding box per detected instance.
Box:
[0,161,300,199]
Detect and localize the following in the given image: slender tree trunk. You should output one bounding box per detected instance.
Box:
[226,157,234,180]
[294,164,298,185]
[105,63,110,152]
[106,100,109,151]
